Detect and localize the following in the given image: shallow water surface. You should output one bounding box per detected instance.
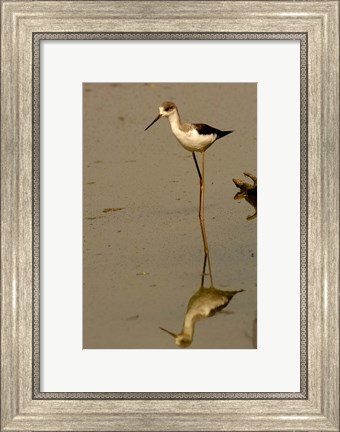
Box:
[83,83,257,349]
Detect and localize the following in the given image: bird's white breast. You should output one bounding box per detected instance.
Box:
[170,124,217,152]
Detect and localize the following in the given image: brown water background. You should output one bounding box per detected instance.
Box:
[83,83,257,349]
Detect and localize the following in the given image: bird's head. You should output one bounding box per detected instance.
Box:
[159,101,177,117]
[145,101,177,131]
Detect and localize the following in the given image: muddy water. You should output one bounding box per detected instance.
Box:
[83,83,257,349]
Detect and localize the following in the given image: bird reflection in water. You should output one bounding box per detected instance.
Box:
[159,254,244,348]
[232,172,257,220]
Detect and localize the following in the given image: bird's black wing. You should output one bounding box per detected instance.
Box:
[193,123,233,140]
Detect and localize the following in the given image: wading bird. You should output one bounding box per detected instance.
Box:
[145,102,233,287]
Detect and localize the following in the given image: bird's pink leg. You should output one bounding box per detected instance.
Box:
[192,152,214,288]
[201,152,214,288]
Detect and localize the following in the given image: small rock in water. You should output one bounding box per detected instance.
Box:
[103,207,124,213]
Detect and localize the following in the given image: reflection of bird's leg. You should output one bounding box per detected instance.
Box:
[201,253,207,288]
[192,152,214,288]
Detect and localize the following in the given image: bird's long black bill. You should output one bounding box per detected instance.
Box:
[145,114,161,131]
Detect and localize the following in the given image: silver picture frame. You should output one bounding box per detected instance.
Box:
[1,1,339,431]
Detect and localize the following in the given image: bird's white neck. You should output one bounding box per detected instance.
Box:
[167,109,182,130]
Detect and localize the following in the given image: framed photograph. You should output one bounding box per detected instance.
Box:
[1,1,339,431]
